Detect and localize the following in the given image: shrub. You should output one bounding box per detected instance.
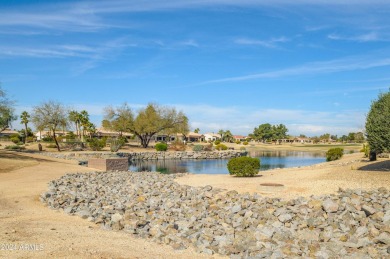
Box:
[10,135,20,144]
[26,136,35,143]
[214,140,221,145]
[42,136,54,142]
[203,143,213,151]
[192,144,204,152]
[169,140,186,151]
[227,156,260,177]
[107,138,123,152]
[361,144,370,158]
[243,141,249,145]
[88,138,106,151]
[326,148,344,161]
[215,143,228,151]
[240,146,246,151]
[235,140,241,144]
[155,142,168,151]
[46,144,58,148]
[5,145,26,150]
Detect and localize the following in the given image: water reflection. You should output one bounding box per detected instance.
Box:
[129,151,326,174]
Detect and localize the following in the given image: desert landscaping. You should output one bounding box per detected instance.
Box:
[1,145,389,258]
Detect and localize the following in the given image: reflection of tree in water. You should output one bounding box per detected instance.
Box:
[129,160,154,172]
[261,164,285,170]
[250,151,324,158]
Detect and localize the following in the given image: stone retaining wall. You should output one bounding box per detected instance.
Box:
[37,150,246,162]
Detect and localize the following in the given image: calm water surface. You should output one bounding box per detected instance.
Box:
[129,151,325,174]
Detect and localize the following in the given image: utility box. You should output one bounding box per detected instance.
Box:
[88,158,129,171]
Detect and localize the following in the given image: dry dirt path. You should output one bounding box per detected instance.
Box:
[0,151,221,259]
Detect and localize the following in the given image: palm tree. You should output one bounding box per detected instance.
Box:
[194,128,200,133]
[79,110,90,141]
[224,130,233,143]
[218,129,225,141]
[20,111,30,144]
[68,110,81,138]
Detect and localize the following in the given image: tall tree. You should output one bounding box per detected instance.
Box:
[0,86,16,132]
[104,103,189,148]
[251,123,273,142]
[68,110,81,138]
[218,129,225,141]
[79,110,90,141]
[20,111,30,144]
[194,128,200,133]
[223,130,233,142]
[365,91,390,157]
[32,101,68,151]
[272,124,288,144]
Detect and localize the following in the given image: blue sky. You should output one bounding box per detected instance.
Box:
[1,1,390,136]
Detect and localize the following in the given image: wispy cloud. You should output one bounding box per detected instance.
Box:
[235,37,289,48]
[328,32,388,42]
[1,1,387,34]
[200,53,390,84]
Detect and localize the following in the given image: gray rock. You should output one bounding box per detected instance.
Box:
[76,209,90,219]
[375,232,390,245]
[278,213,292,223]
[322,199,339,213]
[111,213,123,223]
[231,204,242,214]
[362,205,376,216]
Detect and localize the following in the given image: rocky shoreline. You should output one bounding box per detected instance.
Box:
[36,150,246,163]
[41,171,390,258]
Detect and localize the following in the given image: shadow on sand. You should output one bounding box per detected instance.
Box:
[358,160,390,172]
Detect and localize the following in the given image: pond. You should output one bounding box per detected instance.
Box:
[129,151,326,174]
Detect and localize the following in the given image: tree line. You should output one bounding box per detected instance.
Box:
[1,85,389,157]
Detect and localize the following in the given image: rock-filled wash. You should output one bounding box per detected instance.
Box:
[41,171,390,258]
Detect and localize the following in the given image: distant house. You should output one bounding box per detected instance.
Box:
[35,130,68,141]
[95,128,133,139]
[186,132,205,142]
[233,135,247,142]
[0,128,19,137]
[204,133,221,142]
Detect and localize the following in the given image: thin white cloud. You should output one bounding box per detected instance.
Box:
[1,1,388,33]
[328,32,388,42]
[200,53,390,84]
[235,37,289,48]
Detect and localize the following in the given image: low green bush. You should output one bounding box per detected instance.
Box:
[243,141,249,145]
[42,136,54,142]
[203,143,213,151]
[192,144,204,152]
[240,146,246,151]
[361,144,370,158]
[88,138,106,151]
[235,140,241,144]
[326,148,344,161]
[227,156,260,177]
[5,145,26,150]
[155,142,168,151]
[46,144,58,148]
[214,140,221,145]
[10,136,20,144]
[107,138,123,152]
[215,143,228,150]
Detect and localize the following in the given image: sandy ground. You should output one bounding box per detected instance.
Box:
[0,151,222,259]
[176,153,390,199]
